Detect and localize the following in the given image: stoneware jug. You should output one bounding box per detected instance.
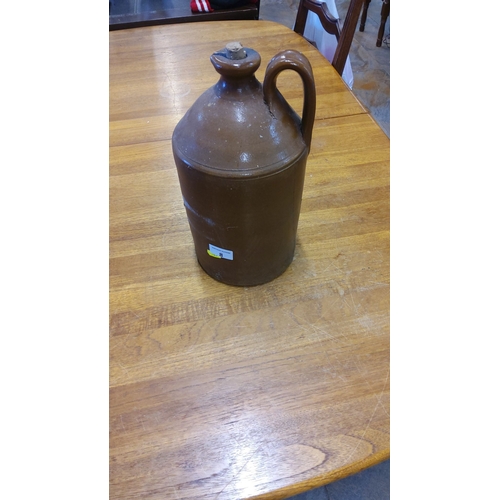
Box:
[172,42,316,286]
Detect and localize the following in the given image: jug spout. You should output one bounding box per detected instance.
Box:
[210,42,262,81]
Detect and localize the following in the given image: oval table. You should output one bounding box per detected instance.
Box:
[110,20,390,500]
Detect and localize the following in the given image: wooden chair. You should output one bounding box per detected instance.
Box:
[294,0,364,76]
[109,0,260,31]
[359,0,390,47]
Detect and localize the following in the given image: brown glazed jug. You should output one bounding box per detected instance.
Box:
[172,42,316,286]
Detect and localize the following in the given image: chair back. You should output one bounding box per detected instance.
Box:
[294,0,364,76]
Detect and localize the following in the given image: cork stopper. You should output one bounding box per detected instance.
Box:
[225,42,247,60]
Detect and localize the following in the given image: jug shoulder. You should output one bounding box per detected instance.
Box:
[172,84,306,178]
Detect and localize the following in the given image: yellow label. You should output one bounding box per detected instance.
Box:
[207,249,222,258]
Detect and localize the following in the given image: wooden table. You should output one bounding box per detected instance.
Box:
[110,20,390,500]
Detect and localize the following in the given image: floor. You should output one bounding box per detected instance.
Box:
[259,0,390,137]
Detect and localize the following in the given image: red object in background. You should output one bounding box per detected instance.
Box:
[190,0,257,13]
[190,0,214,12]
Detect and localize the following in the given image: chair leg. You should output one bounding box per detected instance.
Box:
[376,0,390,47]
[359,0,370,32]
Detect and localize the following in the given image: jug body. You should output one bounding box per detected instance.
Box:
[172,43,316,286]
[176,149,308,286]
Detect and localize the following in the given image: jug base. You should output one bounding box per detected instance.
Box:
[196,255,293,287]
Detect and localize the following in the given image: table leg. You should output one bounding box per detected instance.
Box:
[376,0,390,47]
[359,0,371,32]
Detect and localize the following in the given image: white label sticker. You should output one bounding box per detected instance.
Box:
[208,244,233,260]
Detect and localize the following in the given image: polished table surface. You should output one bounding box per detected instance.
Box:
[110,20,390,500]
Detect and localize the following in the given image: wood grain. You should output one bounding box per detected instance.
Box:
[110,21,389,500]
[109,22,366,147]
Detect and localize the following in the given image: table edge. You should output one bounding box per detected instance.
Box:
[252,449,390,500]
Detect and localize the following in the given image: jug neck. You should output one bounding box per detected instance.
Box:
[214,74,261,97]
[210,45,262,99]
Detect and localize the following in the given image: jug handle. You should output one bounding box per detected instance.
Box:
[263,50,316,151]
